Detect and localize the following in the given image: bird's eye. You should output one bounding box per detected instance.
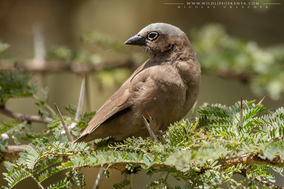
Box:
[147,32,159,41]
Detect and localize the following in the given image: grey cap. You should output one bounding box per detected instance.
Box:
[138,23,184,37]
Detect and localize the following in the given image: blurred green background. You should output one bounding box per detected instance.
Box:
[0,0,284,188]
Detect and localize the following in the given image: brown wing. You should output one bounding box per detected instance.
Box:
[74,60,150,142]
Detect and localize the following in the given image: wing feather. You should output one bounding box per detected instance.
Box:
[75,60,150,142]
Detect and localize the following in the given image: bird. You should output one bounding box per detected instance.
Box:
[74,22,201,143]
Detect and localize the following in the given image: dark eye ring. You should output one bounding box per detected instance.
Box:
[147,32,159,41]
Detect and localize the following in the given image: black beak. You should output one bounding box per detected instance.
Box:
[124,35,147,46]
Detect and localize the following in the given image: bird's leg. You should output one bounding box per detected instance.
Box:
[144,110,167,180]
[144,111,167,144]
[142,114,158,142]
[155,130,167,144]
[155,130,166,135]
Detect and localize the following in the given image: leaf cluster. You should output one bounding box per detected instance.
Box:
[191,23,284,100]
[0,68,92,152]
[3,100,284,188]
[45,105,96,141]
[0,69,37,102]
[3,137,89,189]
[0,120,40,148]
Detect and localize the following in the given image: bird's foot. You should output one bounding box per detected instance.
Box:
[155,130,167,144]
[155,130,166,136]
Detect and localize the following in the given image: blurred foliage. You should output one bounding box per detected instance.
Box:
[45,24,284,100]
[191,23,284,100]
[81,31,146,62]
[95,68,131,87]
[81,31,128,53]
[47,46,103,65]
[46,30,139,64]
[0,42,9,54]
[3,100,284,188]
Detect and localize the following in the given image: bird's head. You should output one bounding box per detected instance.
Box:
[124,23,190,57]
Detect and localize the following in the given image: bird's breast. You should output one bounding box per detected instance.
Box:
[130,65,188,108]
[126,62,199,133]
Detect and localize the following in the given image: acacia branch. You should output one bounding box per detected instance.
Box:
[1,145,28,162]
[2,146,284,169]
[239,168,284,189]
[1,59,252,86]
[217,70,250,84]
[218,153,284,168]
[0,105,53,123]
[0,59,136,73]
[1,146,284,188]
